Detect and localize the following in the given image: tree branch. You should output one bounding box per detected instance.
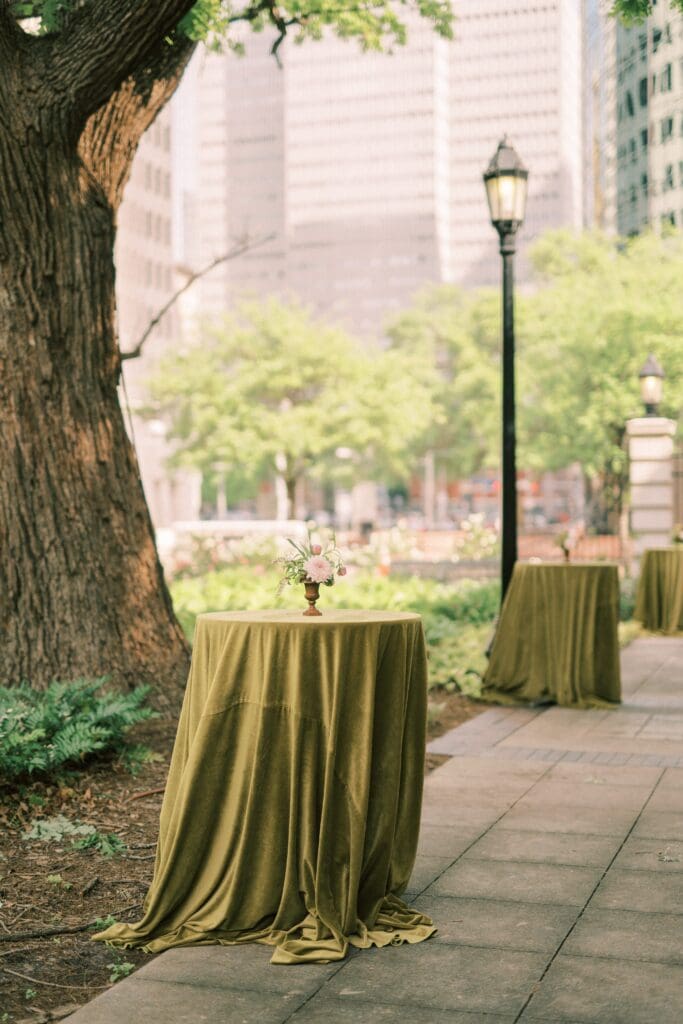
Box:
[78,33,196,207]
[120,234,276,361]
[43,0,197,124]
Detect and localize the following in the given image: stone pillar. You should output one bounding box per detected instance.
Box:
[626,417,677,555]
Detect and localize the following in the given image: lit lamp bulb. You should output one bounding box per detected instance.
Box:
[638,354,664,416]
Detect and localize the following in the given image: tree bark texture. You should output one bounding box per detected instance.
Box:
[0,7,196,704]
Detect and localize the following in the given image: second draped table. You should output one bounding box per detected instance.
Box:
[94,610,435,964]
[482,562,622,709]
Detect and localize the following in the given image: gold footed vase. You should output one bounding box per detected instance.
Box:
[303,580,322,616]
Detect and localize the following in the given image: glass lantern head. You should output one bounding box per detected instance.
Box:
[638,354,664,414]
[483,136,529,229]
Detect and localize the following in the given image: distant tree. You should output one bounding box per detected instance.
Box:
[148,299,440,517]
[386,285,501,481]
[518,230,683,530]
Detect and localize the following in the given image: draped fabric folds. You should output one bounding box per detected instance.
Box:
[94,610,435,964]
[482,564,621,709]
[635,548,683,635]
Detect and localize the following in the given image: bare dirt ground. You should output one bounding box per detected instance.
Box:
[0,694,485,1022]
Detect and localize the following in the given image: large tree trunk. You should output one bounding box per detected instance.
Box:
[0,34,194,705]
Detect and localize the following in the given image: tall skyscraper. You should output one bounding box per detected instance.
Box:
[184,1,584,337]
[616,0,683,235]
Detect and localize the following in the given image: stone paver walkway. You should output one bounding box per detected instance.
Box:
[67,636,683,1024]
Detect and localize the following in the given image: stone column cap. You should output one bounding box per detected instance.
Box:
[625,417,677,437]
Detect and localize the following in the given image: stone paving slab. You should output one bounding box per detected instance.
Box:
[429,859,603,907]
[611,835,683,871]
[562,907,683,964]
[462,830,621,868]
[632,808,683,839]
[64,636,683,1024]
[64,977,308,1024]
[590,867,683,912]
[413,894,576,953]
[489,802,636,837]
[322,943,548,1017]
[287,996,514,1024]
[521,954,683,1023]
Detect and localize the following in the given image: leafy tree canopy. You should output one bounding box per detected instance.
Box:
[518,229,683,482]
[10,0,454,56]
[386,230,683,515]
[385,285,501,479]
[147,299,441,501]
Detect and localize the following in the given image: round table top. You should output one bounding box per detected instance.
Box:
[197,609,422,627]
[517,561,619,572]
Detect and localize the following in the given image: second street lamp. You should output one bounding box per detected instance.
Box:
[483,136,529,602]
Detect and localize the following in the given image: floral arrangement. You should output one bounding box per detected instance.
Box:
[275,529,347,594]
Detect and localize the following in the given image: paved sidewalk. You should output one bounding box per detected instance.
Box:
[67,637,683,1024]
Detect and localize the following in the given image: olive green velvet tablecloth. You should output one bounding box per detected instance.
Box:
[634,547,683,634]
[482,563,622,709]
[94,610,435,964]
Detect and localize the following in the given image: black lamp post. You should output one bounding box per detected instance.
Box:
[638,354,665,416]
[483,136,529,602]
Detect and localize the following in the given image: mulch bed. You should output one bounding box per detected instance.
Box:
[0,693,486,1022]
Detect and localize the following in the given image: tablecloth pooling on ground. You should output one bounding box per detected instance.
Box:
[94,610,435,964]
[635,547,683,635]
[482,562,622,709]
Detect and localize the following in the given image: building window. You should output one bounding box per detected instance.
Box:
[625,90,635,116]
[652,26,662,52]
[639,34,647,60]
[663,164,674,191]
[661,211,675,228]
[639,77,648,106]
[679,161,683,186]
[630,185,637,205]
[661,64,672,92]
[661,116,674,142]
[630,138,637,163]
[641,127,648,150]
[641,172,648,195]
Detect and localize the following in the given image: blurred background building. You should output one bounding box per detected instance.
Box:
[174,0,584,338]
[616,0,683,234]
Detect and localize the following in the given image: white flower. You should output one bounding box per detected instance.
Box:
[304,555,334,583]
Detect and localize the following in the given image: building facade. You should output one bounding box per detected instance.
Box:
[185,1,584,336]
[115,107,201,528]
[616,0,683,234]
[583,0,618,231]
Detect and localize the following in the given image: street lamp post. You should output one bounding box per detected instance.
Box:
[483,137,529,602]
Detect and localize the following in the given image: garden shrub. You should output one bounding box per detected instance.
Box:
[0,678,156,780]
[170,567,498,696]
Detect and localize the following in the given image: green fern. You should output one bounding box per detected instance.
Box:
[0,678,157,781]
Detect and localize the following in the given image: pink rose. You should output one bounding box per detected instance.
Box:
[311,544,322,555]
